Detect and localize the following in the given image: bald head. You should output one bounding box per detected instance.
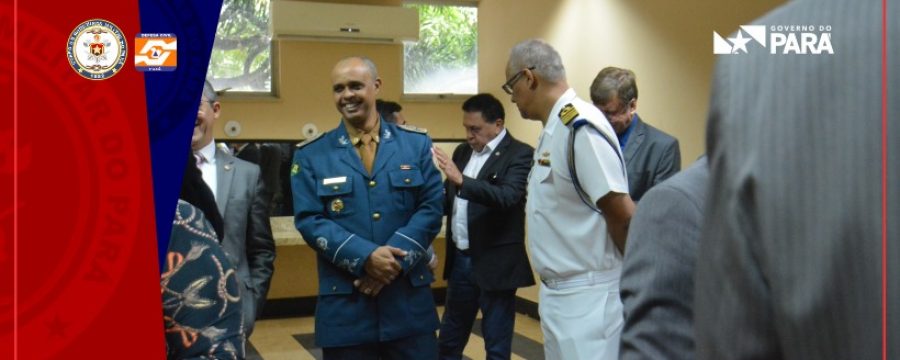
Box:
[333,56,379,81]
[331,56,382,127]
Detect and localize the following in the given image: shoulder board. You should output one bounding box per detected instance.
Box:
[558,103,579,125]
[397,124,428,134]
[295,132,326,149]
[571,119,592,130]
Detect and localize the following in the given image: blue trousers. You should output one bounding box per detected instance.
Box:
[322,332,438,360]
[437,250,517,360]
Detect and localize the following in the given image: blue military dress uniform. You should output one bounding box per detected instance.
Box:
[291,120,444,348]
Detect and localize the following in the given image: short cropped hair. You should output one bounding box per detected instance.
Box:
[462,93,505,124]
[508,39,566,83]
[590,67,638,105]
[336,56,379,80]
[202,79,218,102]
[376,99,403,123]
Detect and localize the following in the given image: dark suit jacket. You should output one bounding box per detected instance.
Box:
[619,158,708,360]
[234,143,261,165]
[623,116,680,202]
[215,147,276,335]
[443,132,535,291]
[695,1,898,359]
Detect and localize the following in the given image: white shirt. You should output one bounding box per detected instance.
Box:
[195,140,218,201]
[451,128,507,250]
[526,88,629,280]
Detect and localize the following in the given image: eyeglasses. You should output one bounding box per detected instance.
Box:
[199,99,213,111]
[502,66,535,95]
[600,98,635,119]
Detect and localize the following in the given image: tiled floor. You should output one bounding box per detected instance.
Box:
[248,307,545,359]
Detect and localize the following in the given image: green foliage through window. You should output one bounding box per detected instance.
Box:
[404,4,478,95]
[208,0,272,93]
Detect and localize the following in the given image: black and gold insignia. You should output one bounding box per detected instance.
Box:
[559,103,579,125]
[538,158,551,166]
[330,198,344,213]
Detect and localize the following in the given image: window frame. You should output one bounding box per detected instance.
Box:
[215,40,280,100]
[400,0,480,102]
[208,0,279,99]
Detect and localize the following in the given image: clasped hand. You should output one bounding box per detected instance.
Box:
[355,245,406,296]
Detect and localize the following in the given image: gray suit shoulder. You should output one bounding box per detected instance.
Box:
[643,158,708,207]
[642,120,679,146]
[509,138,535,158]
[232,155,261,175]
[507,133,534,152]
[217,150,262,184]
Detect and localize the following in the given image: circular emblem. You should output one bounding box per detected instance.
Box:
[330,198,344,213]
[66,19,127,80]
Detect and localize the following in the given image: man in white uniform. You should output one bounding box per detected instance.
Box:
[503,39,635,359]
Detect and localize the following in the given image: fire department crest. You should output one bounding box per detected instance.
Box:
[66,19,127,80]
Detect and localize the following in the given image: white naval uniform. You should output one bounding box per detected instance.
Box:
[526,88,629,360]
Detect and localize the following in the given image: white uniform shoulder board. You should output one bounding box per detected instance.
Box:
[559,103,579,125]
[397,124,428,134]
[296,132,326,149]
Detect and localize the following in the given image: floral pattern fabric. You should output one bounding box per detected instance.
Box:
[162,200,245,359]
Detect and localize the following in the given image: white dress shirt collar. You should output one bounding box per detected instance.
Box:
[196,140,217,164]
[476,128,507,155]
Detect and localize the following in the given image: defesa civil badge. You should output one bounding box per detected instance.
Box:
[66,19,127,80]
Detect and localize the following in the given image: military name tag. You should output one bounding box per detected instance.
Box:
[399,164,412,170]
[323,176,347,185]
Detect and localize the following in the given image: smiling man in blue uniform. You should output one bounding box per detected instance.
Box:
[291,56,444,359]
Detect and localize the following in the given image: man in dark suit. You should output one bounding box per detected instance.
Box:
[619,157,708,360]
[590,67,680,202]
[432,93,535,360]
[695,1,898,359]
[232,142,261,165]
[376,99,407,125]
[193,80,276,337]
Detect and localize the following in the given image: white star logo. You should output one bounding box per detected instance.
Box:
[728,31,752,54]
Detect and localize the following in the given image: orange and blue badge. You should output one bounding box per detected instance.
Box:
[134,33,177,72]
